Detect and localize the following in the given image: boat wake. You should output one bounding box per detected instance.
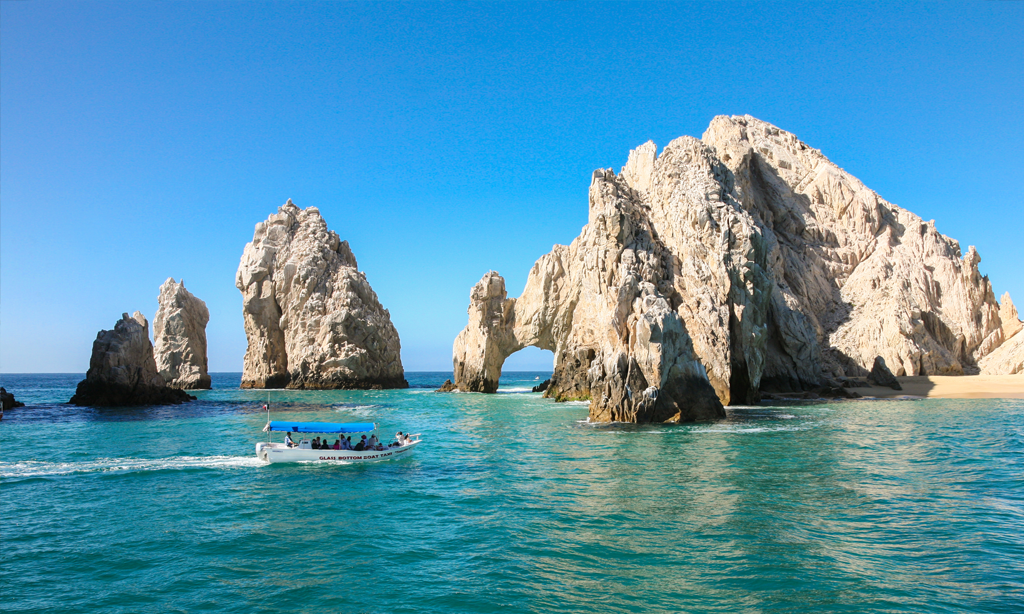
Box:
[0,455,263,480]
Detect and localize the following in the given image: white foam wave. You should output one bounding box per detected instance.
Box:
[692,425,812,434]
[0,456,262,479]
[497,387,534,393]
[564,401,591,406]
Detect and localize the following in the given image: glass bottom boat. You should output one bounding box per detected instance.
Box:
[256,420,421,464]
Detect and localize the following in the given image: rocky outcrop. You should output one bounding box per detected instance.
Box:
[236,200,407,389]
[867,356,902,390]
[980,293,1024,374]
[70,312,195,406]
[999,293,1022,341]
[704,115,1005,381]
[153,278,211,389]
[1,387,25,411]
[435,379,457,392]
[532,379,551,393]
[450,114,1020,422]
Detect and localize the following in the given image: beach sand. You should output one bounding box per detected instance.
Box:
[853,374,1024,399]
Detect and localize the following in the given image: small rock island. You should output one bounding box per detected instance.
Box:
[447,115,1024,423]
[236,200,408,389]
[70,312,196,406]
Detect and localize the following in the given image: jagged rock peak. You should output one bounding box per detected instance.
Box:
[70,312,195,406]
[154,278,211,389]
[450,114,1021,422]
[702,114,1004,379]
[999,292,1022,341]
[236,200,407,390]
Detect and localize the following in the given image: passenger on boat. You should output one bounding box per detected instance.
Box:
[285,432,296,448]
[391,432,404,447]
[321,439,331,450]
[367,434,379,448]
[332,439,341,450]
[403,433,412,445]
[354,436,366,451]
[341,437,353,450]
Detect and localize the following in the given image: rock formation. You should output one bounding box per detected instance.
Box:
[449,114,1023,422]
[979,293,1024,375]
[1,387,25,411]
[867,356,902,390]
[153,278,211,389]
[435,379,457,392]
[998,293,1022,341]
[70,312,195,406]
[236,200,407,389]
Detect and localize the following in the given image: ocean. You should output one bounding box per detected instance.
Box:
[1,372,1022,613]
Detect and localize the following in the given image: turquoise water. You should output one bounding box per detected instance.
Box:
[2,372,1023,613]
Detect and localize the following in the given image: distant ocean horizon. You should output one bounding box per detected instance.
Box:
[3,372,1023,613]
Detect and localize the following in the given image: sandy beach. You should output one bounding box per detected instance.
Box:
[854,374,1024,399]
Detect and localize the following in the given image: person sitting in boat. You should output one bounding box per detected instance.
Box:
[367,433,379,449]
[404,433,413,445]
[354,435,367,451]
[285,432,296,448]
[332,439,341,450]
[321,438,332,450]
[391,432,404,447]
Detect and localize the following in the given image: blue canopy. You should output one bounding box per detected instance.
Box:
[264,421,376,434]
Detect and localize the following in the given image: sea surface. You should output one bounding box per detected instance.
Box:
[2,372,1023,613]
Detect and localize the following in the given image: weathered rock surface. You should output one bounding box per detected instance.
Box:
[236,200,407,390]
[867,356,902,390]
[999,293,1022,341]
[450,114,1021,422]
[1,387,25,411]
[532,379,551,393]
[153,278,211,389]
[70,312,195,406]
[980,293,1024,375]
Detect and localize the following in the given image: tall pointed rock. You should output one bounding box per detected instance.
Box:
[236,200,407,389]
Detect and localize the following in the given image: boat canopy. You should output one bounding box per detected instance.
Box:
[264,421,376,434]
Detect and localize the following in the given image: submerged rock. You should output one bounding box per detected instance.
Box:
[153,278,211,389]
[450,114,1019,422]
[532,379,551,393]
[1,387,25,411]
[236,200,407,390]
[70,312,195,406]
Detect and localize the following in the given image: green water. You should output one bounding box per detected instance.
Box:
[2,372,1022,613]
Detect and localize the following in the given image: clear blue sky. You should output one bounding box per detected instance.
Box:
[2,1,1021,374]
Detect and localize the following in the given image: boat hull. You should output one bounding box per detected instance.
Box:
[256,440,420,463]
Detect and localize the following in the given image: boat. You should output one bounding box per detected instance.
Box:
[255,420,422,463]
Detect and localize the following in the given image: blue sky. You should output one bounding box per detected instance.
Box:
[1,1,1021,373]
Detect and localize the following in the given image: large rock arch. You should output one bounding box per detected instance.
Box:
[450,115,1022,423]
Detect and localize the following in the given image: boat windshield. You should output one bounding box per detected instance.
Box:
[263,421,376,434]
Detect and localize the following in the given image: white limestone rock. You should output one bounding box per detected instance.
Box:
[236,200,407,389]
[703,115,1004,379]
[979,293,1024,375]
[153,278,211,389]
[450,114,1020,422]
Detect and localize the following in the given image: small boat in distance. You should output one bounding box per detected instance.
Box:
[256,420,421,464]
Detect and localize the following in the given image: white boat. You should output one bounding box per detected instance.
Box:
[255,419,421,464]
